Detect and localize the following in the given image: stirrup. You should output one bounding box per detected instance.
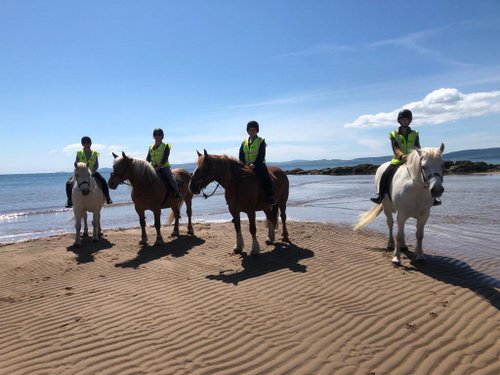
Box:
[370,193,382,204]
[106,198,113,204]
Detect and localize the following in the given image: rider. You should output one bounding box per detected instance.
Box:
[146,128,182,199]
[370,109,441,206]
[65,136,113,208]
[239,120,277,206]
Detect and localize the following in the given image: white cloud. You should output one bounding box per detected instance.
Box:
[357,139,385,150]
[344,88,500,128]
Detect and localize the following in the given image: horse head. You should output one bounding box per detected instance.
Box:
[108,151,131,189]
[74,162,92,196]
[416,143,445,198]
[189,149,214,195]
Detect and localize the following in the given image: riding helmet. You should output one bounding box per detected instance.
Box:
[81,136,92,145]
[246,121,259,132]
[153,128,164,137]
[397,109,413,122]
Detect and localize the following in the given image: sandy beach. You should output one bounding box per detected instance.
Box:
[0,221,498,375]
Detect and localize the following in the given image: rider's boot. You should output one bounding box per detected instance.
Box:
[432,198,442,206]
[370,192,382,204]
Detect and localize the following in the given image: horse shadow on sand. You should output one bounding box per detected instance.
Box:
[206,242,315,285]
[67,236,114,264]
[369,245,500,310]
[115,235,205,269]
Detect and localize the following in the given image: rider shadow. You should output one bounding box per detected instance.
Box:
[67,237,114,264]
[206,243,315,285]
[115,235,205,269]
[407,254,500,310]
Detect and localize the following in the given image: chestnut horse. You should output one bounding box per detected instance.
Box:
[189,150,289,255]
[108,152,194,245]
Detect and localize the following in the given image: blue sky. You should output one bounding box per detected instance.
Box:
[1,0,500,174]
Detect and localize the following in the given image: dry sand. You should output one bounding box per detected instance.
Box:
[0,221,498,375]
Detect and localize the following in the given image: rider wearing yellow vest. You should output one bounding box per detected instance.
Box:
[65,136,113,207]
[146,128,181,199]
[370,109,441,206]
[238,121,276,205]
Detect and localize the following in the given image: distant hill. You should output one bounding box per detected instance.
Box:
[99,147,500,174]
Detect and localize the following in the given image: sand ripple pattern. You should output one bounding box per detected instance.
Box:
[0,222,498,375]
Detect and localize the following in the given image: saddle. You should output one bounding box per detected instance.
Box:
[380,164,401,201]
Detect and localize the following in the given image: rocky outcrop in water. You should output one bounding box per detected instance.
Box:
[285,160,500,175]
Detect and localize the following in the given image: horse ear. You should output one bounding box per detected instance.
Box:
[122,151,127,159]
[415,147,422,157]
[197,150,202,157]
[112,152,118,159]
[439,143,445,154]
[204,149,208,157]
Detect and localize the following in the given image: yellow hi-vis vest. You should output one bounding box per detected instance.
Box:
[389,129,418,165]
[77,150,99,171]
[242,136,265,165]
[149,142,171,168]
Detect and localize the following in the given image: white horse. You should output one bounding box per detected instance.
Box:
[354,144,445,265]
[72,162,105,247]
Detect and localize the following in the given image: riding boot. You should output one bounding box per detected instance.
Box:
[370,193,382,204]
[102,184,113,204]
[65,180,73,208]
[432,198,442,206]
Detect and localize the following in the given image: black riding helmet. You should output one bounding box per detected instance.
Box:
[81,136,92,145]
[397,109,413,123]
[153,128,164,137]
[246,120,259,132]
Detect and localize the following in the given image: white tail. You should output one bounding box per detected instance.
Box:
[168,201,185,225]
[353,204,383,231]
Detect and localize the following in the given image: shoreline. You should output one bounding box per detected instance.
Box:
[0,222,498,374]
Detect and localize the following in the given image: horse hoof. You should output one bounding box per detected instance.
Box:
[140,240,148,246]
[170,231,179,237]
[391,257,401,265]
[281,236,290,243]
[188,230,194,236]
[233,248,243,255]
[265,239,273,245]
[401,246,409,253]
[387,245,395,250]
[155,240,164,246]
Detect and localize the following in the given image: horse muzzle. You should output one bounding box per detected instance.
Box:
[81,188,90,196]
[188,181,201,195]
[430,181,444,198]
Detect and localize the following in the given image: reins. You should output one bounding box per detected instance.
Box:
[201,182,220,199]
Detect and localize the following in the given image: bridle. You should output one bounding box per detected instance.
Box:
[110,158,130,185]
[193,158,220,199]
[407,156,443,189]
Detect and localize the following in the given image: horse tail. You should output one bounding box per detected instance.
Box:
[168,201,185,225]
[353,204,383,231]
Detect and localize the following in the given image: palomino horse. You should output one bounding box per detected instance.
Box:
[354,144,445,265]
[72,162,105,247]
[189,150,290,255]
[108,152,194,245]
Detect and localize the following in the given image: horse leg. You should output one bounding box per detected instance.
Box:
[153,209,164,245]
[185,196,194,236]
[248,211,261,256]
[74,212,82,247]
[91,211,100,242]
[415,213,430,263]
[384,206,395,250]
[170,205,180,237]
[136,208,148,245]
[265,206,278,245]
[82,211,89,238]
[393,213,407,265]
[232,212,244,254]
[279,204,289,243]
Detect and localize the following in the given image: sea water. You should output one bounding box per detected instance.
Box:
[1,171,499,278]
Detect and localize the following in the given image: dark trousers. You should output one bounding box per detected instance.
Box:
[253,163,274,198]
[158,167,180,194]
[378,163,399,200]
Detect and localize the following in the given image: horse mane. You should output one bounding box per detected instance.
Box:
[406,147,441,178]
[199,153,250,184]
[127,157,159,186]
[73,162,89,177]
